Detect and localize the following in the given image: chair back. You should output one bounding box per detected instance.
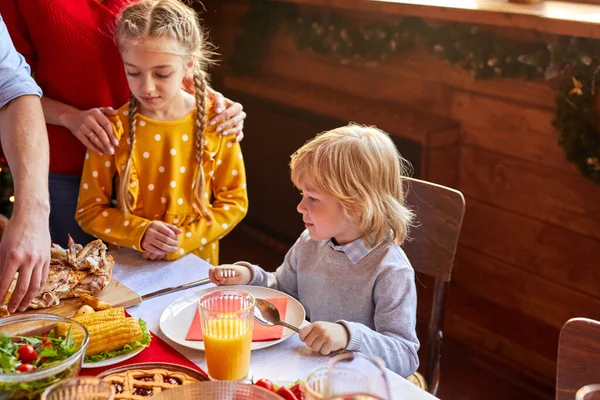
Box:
[402,177,465,395]
[557,318,600,400]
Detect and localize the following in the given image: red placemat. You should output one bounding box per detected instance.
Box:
[80,330,207,377]
[80,331,207,377]
[79,311,207,378]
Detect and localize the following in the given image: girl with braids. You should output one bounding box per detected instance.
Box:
[0,0,246,249]
[75,0,248,263]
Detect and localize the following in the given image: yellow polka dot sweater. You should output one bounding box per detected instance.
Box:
[76,103,248,264]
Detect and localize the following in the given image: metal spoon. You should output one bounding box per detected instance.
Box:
[254,298,353,357]
[254,298,300,332]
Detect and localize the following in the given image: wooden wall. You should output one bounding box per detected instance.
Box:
[202,1,600,393]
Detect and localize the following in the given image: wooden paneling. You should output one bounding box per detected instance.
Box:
[452,92,573,171]
[454,246,600,329]
[460,146,600,241]
[267,37,554,113]
[265,43,455,116]
[444,294,558,384]
[461,200,600,299]
[223,74,456,145]
[223,74,461,188]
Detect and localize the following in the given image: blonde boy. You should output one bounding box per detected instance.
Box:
[210,124,419,377]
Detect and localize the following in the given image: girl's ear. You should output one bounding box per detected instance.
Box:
[185,56,196,74]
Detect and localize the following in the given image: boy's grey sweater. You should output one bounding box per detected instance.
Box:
[241,230,420,378]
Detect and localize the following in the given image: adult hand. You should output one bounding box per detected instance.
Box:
[141,221,182,254]
[209,264,252,286]
[63,107,119,156]
[207,87,246,142]
[299,321,350,355]
[0,213,50,313]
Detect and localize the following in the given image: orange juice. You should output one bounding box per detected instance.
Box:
[204,318,253,380]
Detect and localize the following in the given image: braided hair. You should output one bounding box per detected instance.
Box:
[115,0,215,215]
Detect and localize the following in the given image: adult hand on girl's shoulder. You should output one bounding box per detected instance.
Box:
[206,87,246,142]
[62,107,120,156]
[141,221,182,255]
[299,321,350,355]
[209,264,252,286]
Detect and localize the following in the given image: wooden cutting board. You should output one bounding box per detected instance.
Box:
[20,279,141,319]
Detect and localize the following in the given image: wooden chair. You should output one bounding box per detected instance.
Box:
[556,318,600,400]
[401,177,465,396]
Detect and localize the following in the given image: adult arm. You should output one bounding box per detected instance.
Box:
[0,16,50,313]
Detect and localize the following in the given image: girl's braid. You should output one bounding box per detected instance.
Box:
[118,94,139,214]
[193,70,209,216]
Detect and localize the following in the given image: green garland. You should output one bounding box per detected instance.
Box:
[229,2,600,184]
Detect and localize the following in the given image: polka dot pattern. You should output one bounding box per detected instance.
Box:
[78,109,248,253]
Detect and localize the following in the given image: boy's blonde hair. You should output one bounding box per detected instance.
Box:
[115,0,214,215]
[290,124,414,246]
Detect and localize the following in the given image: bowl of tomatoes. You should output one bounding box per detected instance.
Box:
[0,313,90,400]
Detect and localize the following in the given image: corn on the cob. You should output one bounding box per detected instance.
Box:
[55,307,126,337]
[74,306,125,326]
[85,317,143,356]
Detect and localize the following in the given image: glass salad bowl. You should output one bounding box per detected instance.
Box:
[0,313,90,400]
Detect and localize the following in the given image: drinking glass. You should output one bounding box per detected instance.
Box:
[304,365,329,400]
[577,384,600,400]
[303,353,391,400]
[41,377,114,400]
[324,352,391,400]
[199,289,255,381]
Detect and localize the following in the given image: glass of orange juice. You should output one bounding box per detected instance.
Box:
[199,289,255,381]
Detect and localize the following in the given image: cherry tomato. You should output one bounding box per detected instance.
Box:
[255,378,275,391]
[40,340,52,349]
[276,386,299,400]
[16,364,36,373]
[17,344,38,363]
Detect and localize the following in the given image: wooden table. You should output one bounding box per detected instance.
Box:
[111,249,438,399]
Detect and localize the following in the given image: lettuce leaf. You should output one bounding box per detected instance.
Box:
[84,318,151,364]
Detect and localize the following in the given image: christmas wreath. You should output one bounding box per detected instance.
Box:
[229,3,600,185]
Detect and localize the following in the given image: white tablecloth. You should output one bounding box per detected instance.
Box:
[111,249,437,399]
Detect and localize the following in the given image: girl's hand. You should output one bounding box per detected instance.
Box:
[206,87,246,142]
[142,251,167,261]
[141,221,182,254]
[209,264,252,285]
[299,322,350,355]
[63,107,119,156]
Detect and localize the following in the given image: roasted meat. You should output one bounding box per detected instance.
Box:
[1,236,114,315]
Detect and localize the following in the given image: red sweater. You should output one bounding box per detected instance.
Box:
[0,0,132,174]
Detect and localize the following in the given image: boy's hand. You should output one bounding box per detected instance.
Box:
[209,264,252,285]
[299,321,350,355]
[141,221,182,254]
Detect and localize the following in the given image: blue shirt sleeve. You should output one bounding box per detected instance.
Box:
[0,15,41,109]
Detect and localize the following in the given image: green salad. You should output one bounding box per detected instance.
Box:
[0,327,80,400]
[84,318,151,364]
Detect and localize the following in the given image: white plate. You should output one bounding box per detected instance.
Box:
[82,345,147,368]
[159,285,306,351]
